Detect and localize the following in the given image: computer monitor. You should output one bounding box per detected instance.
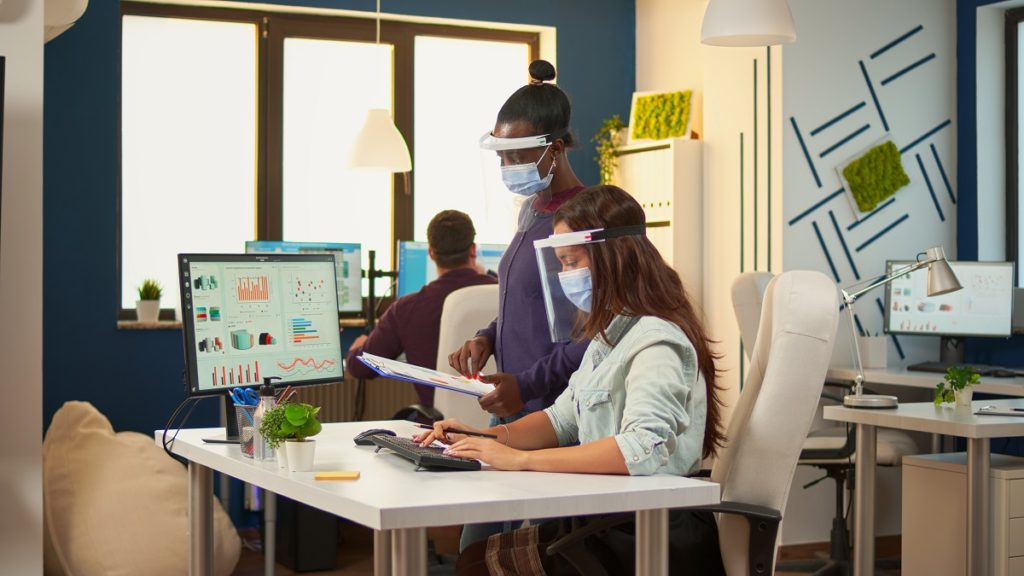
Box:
[178,253,345,398]
[884,260,1016,337]
[245,240,361,314]
[396,241,506,297]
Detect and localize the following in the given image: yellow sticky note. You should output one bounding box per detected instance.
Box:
[314,471,360,481]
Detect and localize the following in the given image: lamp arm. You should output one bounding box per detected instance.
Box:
[842,258,932,304]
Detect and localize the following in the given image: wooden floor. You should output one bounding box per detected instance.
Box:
[233,524,900,575]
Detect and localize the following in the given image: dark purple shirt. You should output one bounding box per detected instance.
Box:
[346,267,497,407]
[477,187,589,412]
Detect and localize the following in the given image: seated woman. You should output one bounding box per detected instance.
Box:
[415,184,727,575]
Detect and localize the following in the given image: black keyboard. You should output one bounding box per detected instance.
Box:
[907,361,1002,376]
[369,435,481,471]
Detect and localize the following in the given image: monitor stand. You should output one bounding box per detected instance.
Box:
[202,396,240,444]
[939,336,965,365]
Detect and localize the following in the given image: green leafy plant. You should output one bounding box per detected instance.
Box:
[259,402,322,450]
[842,141,910,212]
[630,91,691,141]
[934,365,982,405]
[592,114,625,185]
[136,278,162,301]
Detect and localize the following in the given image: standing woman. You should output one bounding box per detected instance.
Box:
[448,59,590,550]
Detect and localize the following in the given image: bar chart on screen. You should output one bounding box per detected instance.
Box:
[234,275,270,302]
[209,360,262,387]
[288,316,321,344]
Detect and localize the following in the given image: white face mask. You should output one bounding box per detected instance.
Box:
[557,267,592,313]
[500,146,554,196]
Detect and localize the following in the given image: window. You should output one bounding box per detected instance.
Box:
[1008,9,1024,286]
[120,2,538,316]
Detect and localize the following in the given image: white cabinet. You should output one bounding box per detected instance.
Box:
[612,138,703,306]
[903,452,1024,576]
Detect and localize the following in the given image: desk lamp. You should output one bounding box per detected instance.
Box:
[842,246,962,408]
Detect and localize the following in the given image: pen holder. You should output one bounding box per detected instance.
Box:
[234,404,257,458]
[858,336,888,369]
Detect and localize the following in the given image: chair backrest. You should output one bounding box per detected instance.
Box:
[731,271,774,361]
[434,284,500,429]
[712,270,839,575]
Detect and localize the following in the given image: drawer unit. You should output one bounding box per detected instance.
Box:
[903,452,1024,576]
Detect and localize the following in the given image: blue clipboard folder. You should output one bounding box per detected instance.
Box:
[357,352,495,398]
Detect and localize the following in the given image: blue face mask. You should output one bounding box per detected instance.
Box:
[558,267,592,313]
[500,146,554,196]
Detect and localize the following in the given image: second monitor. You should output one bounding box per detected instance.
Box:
[397,241,505,297]
[246,241,361,313]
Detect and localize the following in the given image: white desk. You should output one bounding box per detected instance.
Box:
[828,366,1024,397]
[825,400,1024,576]
[162,420,720,576]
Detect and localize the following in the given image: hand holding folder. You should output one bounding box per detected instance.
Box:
[357,353,496,397]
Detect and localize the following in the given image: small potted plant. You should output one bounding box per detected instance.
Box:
[259,402,322,471]
[934,365,981,408]
[135,278,162,323]
[593,114,625,185]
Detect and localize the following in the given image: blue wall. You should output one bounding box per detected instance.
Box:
[956,0,1024,366]
[43,0,636,434]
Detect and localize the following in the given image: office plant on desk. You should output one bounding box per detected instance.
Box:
[934,365,981,407]
[259,402,322,472]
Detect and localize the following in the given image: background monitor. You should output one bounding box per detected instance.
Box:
[396,241,506,297]
[179,253,344,397]
[245,240,361,313]
[884,260,1015,337]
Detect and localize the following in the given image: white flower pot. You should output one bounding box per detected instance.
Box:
[276,445,288,470]
[135,299,160,323]
[955,387,974,407]
[285,439,316,472]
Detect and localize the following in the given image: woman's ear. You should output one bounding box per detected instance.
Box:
[551,138,565,158]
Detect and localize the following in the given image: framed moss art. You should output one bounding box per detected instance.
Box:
[836,138,910,213]
[628,90,692,143]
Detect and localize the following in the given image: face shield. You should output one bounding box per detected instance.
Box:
[533,225,647,342]
[479,131,562,231]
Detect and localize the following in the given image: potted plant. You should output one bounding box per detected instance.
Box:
[259,402,322,471]
[934,365,981,407]
[135,278,162,323]
[593,114,625,185]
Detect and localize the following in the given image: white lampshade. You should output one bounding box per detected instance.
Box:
[45,0,89,43]
[701,0,796,47]
[349,109,412,173]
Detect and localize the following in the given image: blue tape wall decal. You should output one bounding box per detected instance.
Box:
[854,313,867,338]
[859,60,890,132]
[880,53,936,86]
[899,119,952,154]
[819,123,871,158]
[875,297,905,360]
[847,197,896,231]
[812,220,841,282]
[790,117,822,188]
[870,24,924,60]
[788,187,845,226]
[930,143,955,204]
[829,210,861,280]
[810,101,867,136]
[916,153,945,222]
[855,213,910,252]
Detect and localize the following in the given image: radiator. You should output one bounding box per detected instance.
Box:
[291,375,418,423]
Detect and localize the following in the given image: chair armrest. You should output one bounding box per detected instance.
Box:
[391,404,445,422]
[690,501,781,576]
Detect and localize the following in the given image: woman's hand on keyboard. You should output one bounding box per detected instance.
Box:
[444,437,525,471]
[414,418,475,447]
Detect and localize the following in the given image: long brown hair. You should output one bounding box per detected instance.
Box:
[554,185,726,458]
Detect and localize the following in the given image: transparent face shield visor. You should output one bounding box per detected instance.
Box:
[532,225,646,342]
[478,131,562,231]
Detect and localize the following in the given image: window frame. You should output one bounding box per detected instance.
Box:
[118,2,538,319]
[1006,8,1023,285]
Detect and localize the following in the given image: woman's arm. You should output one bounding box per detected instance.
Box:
[445,436,628,474]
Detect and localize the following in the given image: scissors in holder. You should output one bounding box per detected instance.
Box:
[229,387,259,406]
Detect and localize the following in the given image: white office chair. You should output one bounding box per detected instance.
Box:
[548,271,840,575]
[433,284,499,430]
[732,271,917,574]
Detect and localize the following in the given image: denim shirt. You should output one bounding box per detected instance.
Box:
[543,315,707,476]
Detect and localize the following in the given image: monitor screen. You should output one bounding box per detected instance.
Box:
[396,241,505,297]
[178,254,344,397]
[245,240,361,313]
[884,260,1016,337]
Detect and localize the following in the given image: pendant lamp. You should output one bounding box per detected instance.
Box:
[701,0,797,47]
[348,0,412,172]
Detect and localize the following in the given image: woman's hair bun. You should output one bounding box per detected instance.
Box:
[528,60,557,83]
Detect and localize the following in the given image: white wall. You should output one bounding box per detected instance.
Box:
[635,0,706,135]
[0,0,44,572]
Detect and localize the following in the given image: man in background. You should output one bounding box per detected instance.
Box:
[345,210,497,409]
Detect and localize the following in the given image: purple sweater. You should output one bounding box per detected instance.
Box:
[477,195,589,413]
[346,268,497,407]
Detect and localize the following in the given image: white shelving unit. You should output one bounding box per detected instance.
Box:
[612,138,704,305]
